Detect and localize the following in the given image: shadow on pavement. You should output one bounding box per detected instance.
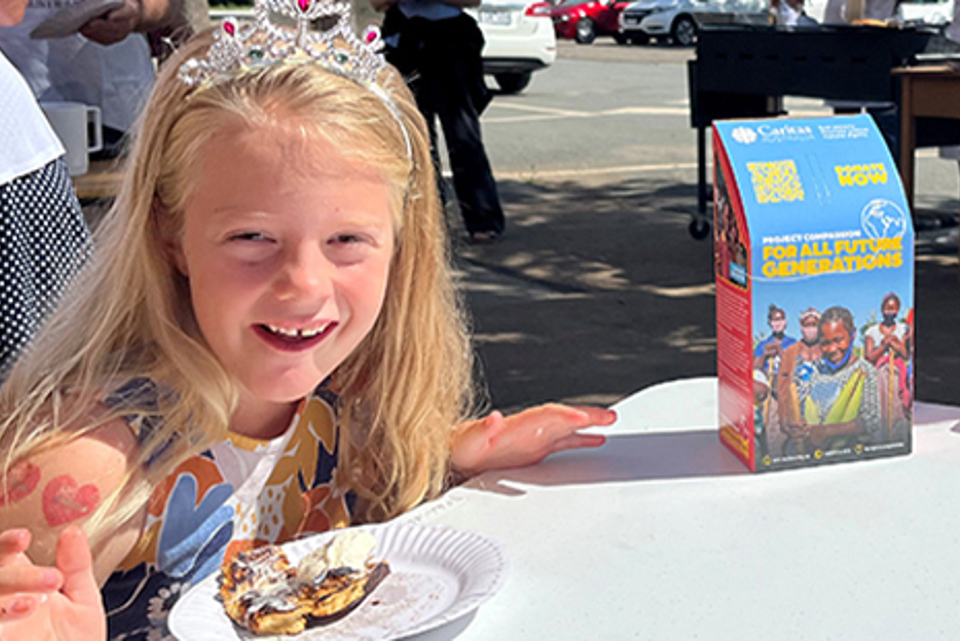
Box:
[451,176,960,414]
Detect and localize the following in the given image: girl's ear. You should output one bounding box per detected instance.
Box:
[154,196,188,277]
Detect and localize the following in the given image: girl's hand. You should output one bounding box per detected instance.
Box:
[0,527,106,641]
[450,404,616,476]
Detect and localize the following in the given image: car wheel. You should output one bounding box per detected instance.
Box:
[671,15,697,46]
[494,72,532,94]
[575,18,596,44]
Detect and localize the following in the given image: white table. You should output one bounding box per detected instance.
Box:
[405,377,960,641]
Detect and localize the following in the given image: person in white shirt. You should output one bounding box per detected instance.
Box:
[771,0,818,25]
[0,0,181,156]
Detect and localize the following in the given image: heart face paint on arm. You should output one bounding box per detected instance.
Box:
[0,462,41,507]
[42,475,101,527]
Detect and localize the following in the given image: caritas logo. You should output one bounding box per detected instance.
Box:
[731,126,757,144]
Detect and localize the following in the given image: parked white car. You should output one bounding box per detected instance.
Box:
[618,0,766,46]
[467,0,557,94]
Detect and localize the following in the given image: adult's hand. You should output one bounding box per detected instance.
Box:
[0,527,106,641]
[368,0,396,13]
[79,0,141,45]
[450,403,616,476]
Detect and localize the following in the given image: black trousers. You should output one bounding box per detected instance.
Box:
[382,9,505,235]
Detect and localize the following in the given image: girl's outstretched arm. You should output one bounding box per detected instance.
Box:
[0,526,105,641]
[450,404,616,476]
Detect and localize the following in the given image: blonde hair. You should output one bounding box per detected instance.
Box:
[0,30,474,546]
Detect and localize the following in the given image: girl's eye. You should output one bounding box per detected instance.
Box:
[229,232,271,243]
[330,233,363,245]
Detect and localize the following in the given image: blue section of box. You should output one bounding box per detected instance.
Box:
[714,115,914,352]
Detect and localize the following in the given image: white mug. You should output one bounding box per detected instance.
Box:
[39,102,103,177]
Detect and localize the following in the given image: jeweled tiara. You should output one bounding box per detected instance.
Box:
[178,0,386,88]
[177,0,413,158]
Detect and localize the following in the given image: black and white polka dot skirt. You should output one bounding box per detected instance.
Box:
[1,158,91,374]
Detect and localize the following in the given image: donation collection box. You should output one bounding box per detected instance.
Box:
[713,115,914,472]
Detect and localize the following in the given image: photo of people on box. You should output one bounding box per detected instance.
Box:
[714,166,748,289]
[754,297,912,459]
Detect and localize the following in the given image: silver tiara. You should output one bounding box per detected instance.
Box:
[178,0,413,158]
[178,0,386,88]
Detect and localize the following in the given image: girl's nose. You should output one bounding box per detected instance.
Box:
[273,244,332,302]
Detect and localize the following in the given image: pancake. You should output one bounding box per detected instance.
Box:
[219,531,390,635]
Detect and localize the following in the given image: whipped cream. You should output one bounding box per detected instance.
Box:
[297,530,377,583]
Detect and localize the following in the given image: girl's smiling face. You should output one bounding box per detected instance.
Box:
[819,320,851,366]
[882,297,900,317]
[171,125,395,411]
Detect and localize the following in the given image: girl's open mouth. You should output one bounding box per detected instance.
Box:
[254,323,335,352]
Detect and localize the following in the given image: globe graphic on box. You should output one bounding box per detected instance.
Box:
[860,199,907,239]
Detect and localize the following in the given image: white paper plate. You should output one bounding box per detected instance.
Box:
[30,0,124,39]
[168,521,508,640]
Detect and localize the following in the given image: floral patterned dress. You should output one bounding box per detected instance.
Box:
[102,381,354,640]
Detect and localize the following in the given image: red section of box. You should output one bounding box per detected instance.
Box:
[713,128,755,470]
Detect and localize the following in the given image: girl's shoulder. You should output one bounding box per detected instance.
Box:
[0,392,144,577]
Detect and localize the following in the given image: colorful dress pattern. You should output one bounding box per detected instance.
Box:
[804,357,881,447]
[864,322,912,424]
[102,381,354,640]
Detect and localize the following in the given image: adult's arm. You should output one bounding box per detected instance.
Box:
[80,0,185,46]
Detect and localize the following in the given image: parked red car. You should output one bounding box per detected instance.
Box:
[549,0,634,44]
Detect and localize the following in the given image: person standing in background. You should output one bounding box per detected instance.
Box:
[770,0,818,25]
[0,0,90,376]
[372,0,506,244]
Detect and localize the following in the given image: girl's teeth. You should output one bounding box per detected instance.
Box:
[265,324,327,338]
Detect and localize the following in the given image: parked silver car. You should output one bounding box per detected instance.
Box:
[618,0,767,46]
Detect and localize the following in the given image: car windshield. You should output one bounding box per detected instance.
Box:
[558,0,587,6]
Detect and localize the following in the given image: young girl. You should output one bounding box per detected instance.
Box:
[0,7,615,638]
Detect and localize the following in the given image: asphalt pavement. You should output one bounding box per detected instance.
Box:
[454,174,959,415]
[451,42,960,414]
